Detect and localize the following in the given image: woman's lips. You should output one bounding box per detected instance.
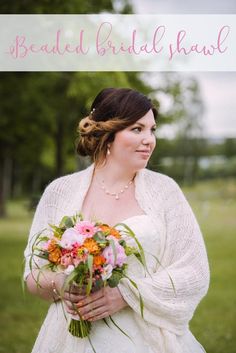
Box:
[136,150,150,158]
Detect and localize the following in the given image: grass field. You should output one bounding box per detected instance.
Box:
[0,179,235,353]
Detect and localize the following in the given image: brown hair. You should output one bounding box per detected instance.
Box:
[76,88,158,166]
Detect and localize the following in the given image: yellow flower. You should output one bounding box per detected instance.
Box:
[83,238,101,255]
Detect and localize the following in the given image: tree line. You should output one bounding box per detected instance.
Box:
[1,1,235,216]
[1,71,235,218]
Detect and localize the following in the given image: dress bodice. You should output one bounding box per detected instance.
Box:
[118,214,163,276]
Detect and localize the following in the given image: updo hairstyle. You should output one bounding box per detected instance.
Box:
[76,88,157,166]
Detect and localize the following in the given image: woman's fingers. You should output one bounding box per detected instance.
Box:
[63,291,85,303]
[76,288,104,307]
[85,307,109,321]
[63,286,126,321]
[77,297,106,317]
[88,311,109,321]
[63,300,80,314]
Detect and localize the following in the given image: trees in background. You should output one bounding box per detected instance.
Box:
[0,0,133,216]
[1,3,235,216]
[149,73,205,183]
[0,0,132,14]
[1,70,235,217]
[0,71,159,216]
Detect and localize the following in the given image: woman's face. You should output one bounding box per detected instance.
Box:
[109,109,157,170]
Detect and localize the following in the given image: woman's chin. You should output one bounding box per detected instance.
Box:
[132,160,149,170]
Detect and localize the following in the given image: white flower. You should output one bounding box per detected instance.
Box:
[101,264,113,281]
[64,264,75,275]
[59,228,86,249]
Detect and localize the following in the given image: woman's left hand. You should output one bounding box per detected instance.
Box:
[75,286,128,321]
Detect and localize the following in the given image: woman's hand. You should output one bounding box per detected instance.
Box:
[62,284,86,315]
[63,286,128,321]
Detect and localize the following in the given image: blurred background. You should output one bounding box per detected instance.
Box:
[0,1,235,353]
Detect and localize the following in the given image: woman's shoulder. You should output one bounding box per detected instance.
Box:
[142,168,181,192]
[42,167,89,199]
[142,168,190,210]
[45,171,81,192]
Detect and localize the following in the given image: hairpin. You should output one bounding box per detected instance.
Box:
[90,108,96,115]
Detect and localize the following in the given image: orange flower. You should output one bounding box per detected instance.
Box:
[48,248,62,264]
[109,228,121,239]
[99,225,110,234]
[93,255,106,267]
[100,225,121,239]
[47,239,57,252]
[47,239,62,264]
[83,238,101,255]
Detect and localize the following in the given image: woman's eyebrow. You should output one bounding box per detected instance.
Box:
[133,122,157,128]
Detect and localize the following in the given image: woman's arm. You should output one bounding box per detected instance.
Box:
[118,179,210,335]
[25,270,66,302]
[24,181,67,302]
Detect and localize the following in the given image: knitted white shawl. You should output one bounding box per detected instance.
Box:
[24,164,210,353]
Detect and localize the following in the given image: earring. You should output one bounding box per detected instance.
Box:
[107,145,111,156]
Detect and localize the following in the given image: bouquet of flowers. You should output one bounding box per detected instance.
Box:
[30,213,146,339]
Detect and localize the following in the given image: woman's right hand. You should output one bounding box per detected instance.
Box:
[62,284,87,315]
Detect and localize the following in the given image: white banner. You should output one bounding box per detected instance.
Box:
[0,14,235,71]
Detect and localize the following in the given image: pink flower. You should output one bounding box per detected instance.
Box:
[60,253,73,267]
[42,240,51,251]
[72,255,87,267]
[74,221,98,238]
[102,239,127,267]
[59,228,86,249]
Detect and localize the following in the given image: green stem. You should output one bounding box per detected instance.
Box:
[68,318,92,338]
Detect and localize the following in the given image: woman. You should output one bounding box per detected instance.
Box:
[24,88,210,353]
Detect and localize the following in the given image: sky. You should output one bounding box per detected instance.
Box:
[130,0,236,139]
[131,0,236,14]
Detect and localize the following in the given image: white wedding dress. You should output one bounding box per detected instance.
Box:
[26,165,209,353]
[31,215,160,353]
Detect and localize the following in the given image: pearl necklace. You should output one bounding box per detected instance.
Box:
[97,176,135,200]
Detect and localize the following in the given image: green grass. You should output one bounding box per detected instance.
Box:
[0,201,49,353]
[184,179,236,353]
[0,179,235,353]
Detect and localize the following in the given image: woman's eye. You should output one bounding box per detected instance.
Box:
[151,128,157,134]
[132,127,142,133]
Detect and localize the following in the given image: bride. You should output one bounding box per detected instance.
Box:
[24,87,209,353]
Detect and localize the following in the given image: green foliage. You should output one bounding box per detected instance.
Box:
[124,244,138,256]
[1,67,234,215]
[108,269,123,288]
[223,138,236,159]
[94,232,107,246]
[59,215,74,229]
[0,0,132,14]
[48,224,64,238]
[149,136,236,184]
[0,70,157,204]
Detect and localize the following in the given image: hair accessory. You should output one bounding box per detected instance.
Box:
[90,108,96,116]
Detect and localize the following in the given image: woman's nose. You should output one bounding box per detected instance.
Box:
[142,133,155,145]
